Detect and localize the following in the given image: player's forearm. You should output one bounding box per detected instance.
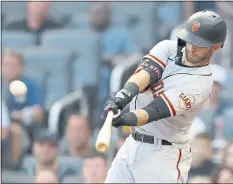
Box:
[113,71,150,110]
[125,70,151,92]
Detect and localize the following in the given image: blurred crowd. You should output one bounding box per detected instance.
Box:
[1,1,233,183]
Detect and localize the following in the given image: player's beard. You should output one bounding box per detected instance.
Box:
[185,47,212,65]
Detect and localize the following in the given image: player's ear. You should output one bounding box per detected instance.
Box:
[213,43,223,52]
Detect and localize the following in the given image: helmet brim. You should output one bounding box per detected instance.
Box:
[176,28,215,48]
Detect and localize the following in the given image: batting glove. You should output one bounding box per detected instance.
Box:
[101,91,131,120]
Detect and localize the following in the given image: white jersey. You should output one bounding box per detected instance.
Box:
[130,39,213,144]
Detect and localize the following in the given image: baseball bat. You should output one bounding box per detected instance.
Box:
[95,110,120,153]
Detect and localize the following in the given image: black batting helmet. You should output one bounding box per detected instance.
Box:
[176,10,227,48]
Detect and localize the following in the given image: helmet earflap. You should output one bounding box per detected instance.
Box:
[175,38,186,64]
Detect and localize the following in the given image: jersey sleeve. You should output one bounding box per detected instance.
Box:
[134,40,172,82]
[160,87,205,117]
[148,39,171,68]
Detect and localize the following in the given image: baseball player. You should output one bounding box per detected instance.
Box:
[101,10,227,183]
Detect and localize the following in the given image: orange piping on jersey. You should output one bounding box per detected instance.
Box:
[176,149,182,182]
[146,54,166,69]
[152,85,164,93]
[150,80,164,88]
[161,93,176,116]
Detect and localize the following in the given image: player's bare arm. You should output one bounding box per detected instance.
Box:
[126,70,150,92]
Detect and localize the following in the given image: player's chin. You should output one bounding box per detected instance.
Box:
[187,57,199,64]
[189,60,199,64]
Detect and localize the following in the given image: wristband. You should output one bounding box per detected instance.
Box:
[123,82,139,98]
[121,112,138,127]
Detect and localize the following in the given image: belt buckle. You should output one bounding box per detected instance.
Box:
[157,138,162,147]
[137,133,144,142]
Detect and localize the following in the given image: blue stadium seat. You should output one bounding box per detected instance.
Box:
[111,2,155,21]
[2,31,37,48]
[2,170,34,183]
[41,29,100,55]
[20,47,72,73]
[24,67,47,89]
[2,1,26,14]
[50,2,90,16]
[63,175,83,183]
[67,13,129,29]
[41,29,100,89]
[22,155,83,177]
[66,13,90,29]
[130,21,155,52]
[156,2,183,26]
[73,54,99,89]
[3,13,26,29]
[3,11,66,29]
[46,73,68,108]
[19,47,73,107]
[112,13,130,27]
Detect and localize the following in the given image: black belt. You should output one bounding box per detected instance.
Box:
[131,132,172,145]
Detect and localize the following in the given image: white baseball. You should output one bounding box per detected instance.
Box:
[9,80,27,96]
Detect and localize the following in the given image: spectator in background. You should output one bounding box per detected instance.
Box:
[2,49,44,166]
[188,175,212,183]
[35,169,58,184]
[213,166,233,183]
[222,141,233,169]
[216,2,233,20]
[81,152,108,183]
[90,2,138,57]
[182,1,217,20]
[59,113,94,158]
[5,1,63,44]
[2,49,44,143]
[197,64,232,136]
[189,133,216,179]
[1,98,15,169]
[1,99,11,143]
[188,117,207,141]
[22,129,59,175]
[22,129,79,182]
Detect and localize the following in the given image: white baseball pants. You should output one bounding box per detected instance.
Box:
[105,134,192,183]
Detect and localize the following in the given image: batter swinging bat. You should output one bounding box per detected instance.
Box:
[95,110,121,153]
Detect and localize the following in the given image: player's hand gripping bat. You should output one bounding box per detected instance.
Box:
[95,109,121,153]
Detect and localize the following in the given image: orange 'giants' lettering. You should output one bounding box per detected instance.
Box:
[179,93,192,110]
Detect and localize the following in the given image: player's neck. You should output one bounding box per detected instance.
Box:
[182,59,210,67]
